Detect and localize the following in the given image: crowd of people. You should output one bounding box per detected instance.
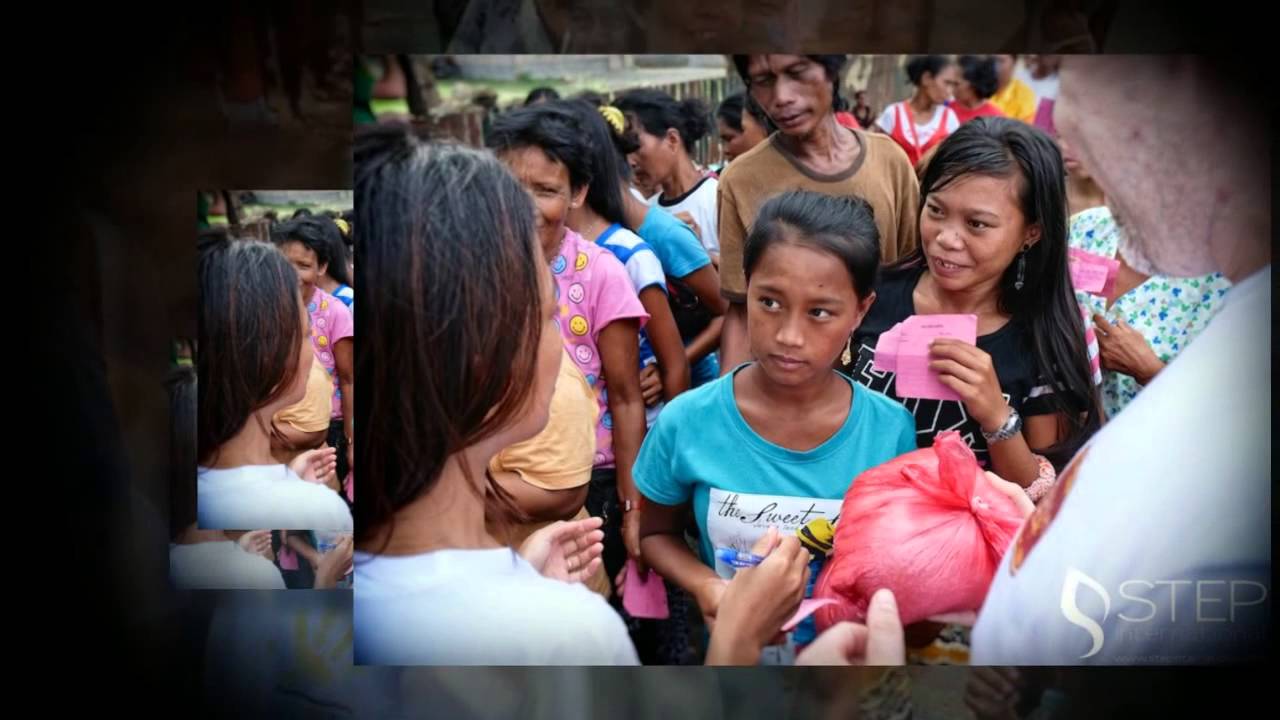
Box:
[170,50,1268,685]
[170,203,357,590]
[349,51,1268,674]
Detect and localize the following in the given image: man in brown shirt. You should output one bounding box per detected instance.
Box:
[719,54,921,371]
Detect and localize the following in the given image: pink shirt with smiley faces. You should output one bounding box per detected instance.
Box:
[551,229,648,469]
[306,287,354,419]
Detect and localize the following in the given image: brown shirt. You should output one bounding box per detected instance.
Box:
[717,128,921,302]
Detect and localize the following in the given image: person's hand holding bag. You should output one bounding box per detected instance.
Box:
[796,589,906,665]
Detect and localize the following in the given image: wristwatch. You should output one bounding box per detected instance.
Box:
[981,407,1023,444]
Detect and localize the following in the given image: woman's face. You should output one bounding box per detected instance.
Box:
[282,241,326,303]
[995,55,1016,86]
[747,240,873,388]
[718,113,769,163]
[954,73,978,105]
[919,173,1038,296]
[922,64,960,105]
[626,115,679,191]
[499,146,583,259]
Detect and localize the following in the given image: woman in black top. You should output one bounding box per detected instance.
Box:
[842,117,1101,485]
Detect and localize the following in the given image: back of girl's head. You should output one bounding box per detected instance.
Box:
[561,100,628,225]
[744,190,879,300]
[615,88,711,152]
[485,103,594,192]
[168,365,197,540]
[959,55,999,100]
[917,116,1100,464]
[906,55,954,85]
[197,239,304,464]
[354,124,543,544]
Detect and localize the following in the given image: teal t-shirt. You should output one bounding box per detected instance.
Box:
[633,364,916,573]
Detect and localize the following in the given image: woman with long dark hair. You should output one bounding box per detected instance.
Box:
[845,116,1101,481]
[196,238,350,530]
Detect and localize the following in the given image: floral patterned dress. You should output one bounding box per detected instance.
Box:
[1069,206,1232,418]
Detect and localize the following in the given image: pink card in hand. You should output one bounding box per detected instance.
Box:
[1098,257,1120,297]
[1068,249,1120,295]
[622,559,670,619]
[894,314,978,402]
[782,598,838,632]
[278,544,298,571]
[872,322,904,373]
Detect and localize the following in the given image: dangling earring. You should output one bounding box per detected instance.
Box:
[1014,244,1030,291]
[841,335,853,366]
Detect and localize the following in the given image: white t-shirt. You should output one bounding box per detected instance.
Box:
[595,225,666,297]
[876,101,960,147]
[650,176,720,256]
[971,265,1271,665]
[354,547,639,665]
[170,540,287,590]
[198,465,353,531]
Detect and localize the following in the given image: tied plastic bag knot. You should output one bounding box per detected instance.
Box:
[814,431,1026,629]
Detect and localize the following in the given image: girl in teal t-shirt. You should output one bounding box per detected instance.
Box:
[633,190,916,663]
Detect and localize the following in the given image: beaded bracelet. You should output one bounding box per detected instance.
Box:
[1025,454,1059,503]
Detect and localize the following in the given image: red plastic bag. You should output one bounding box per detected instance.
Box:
[814,431,1026,629]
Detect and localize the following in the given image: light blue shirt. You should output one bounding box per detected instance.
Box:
[636,205,711,283]
[633,365,916,572]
